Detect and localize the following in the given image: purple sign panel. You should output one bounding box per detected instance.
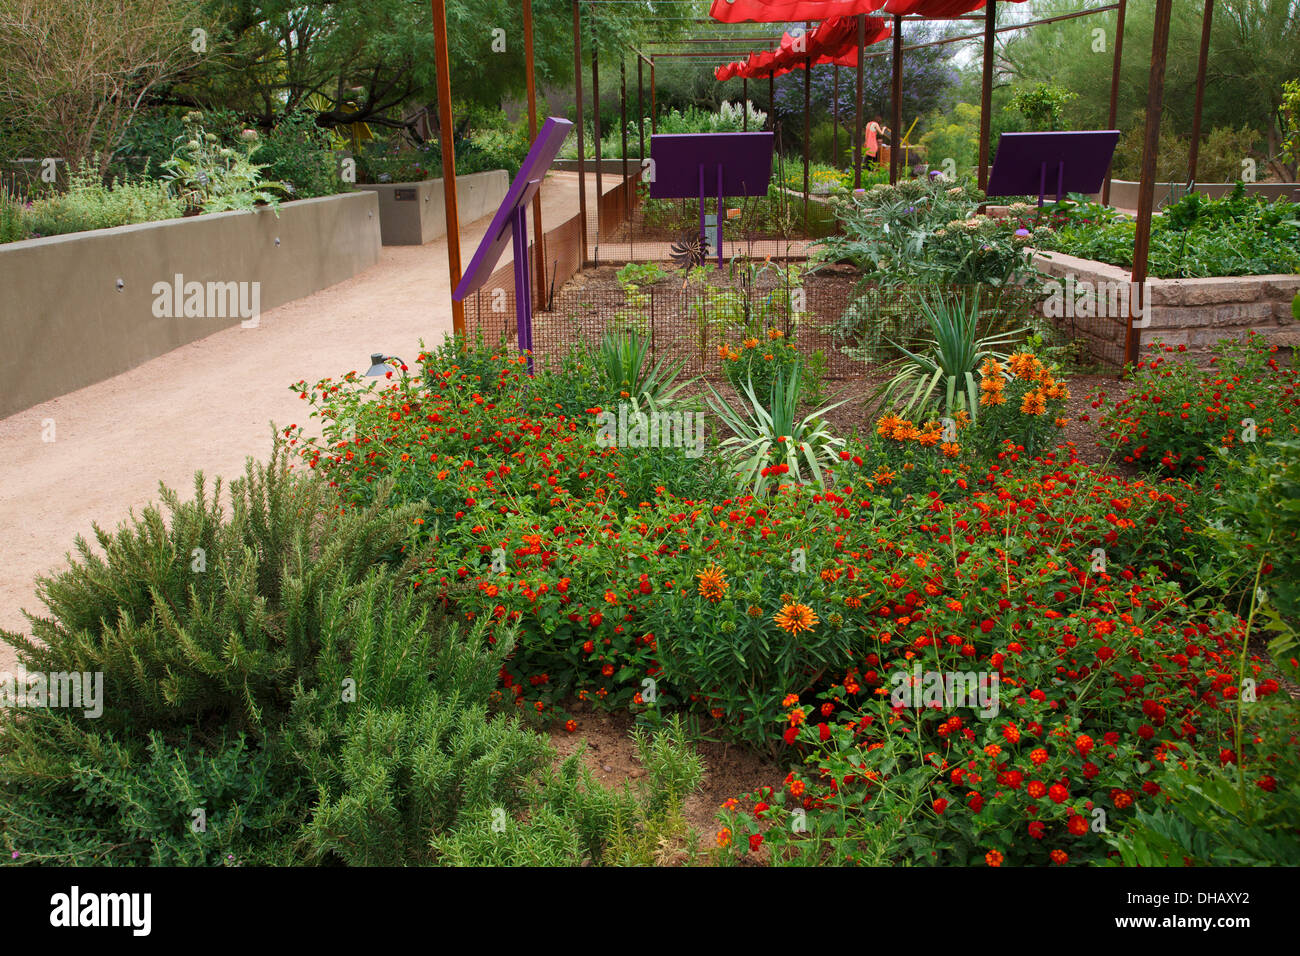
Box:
[452,116,574,369]
[647,131,775,200]
[986,130,1120,206]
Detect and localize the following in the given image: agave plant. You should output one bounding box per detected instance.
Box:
[598,331,693,409]
[707,365,846,496]
[872,289,1025,421]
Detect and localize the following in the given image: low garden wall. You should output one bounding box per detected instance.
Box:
[357,170,508,245]
[0,191,381,420]
[1033,249,1300,355]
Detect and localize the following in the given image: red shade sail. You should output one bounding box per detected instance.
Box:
[710,0,886,22]
[714,14,892,80]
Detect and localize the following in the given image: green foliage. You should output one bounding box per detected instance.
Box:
[1008,84,1077,131]
[21,160,182,238]
[253,111,347,199]
[616,261,669,289]
[873,290,1026,422]
[596,331,692,409]
[1105,698,1300,866]
[162,112,287,213]
[0,185,27,243]
[707,366,847,497]
[1040,188,1300,278]
[919,102,982,177]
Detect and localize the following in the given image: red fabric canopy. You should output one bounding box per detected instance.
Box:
[879,0,1028,15]
[710,0,886,23]
[714,15,891,80]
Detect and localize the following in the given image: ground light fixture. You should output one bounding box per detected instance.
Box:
[365,353,406,377]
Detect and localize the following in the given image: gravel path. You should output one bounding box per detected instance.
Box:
[0,172,608,668]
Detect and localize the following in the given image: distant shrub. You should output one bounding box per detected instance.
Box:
[23,160,182,237]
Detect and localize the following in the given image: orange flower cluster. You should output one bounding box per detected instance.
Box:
[982,353,1070,416]
[875,411,967,457]
[774,602,819,636]
[696,565,729,602]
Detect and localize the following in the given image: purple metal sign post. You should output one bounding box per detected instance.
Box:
[453,116,574,371]
[650,132,774,268]
[986,130,1120,208]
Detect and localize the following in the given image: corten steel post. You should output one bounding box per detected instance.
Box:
[638,55,645,160]
[1126,0,1175,369]
[591,7,604,241]
[572,0,588,264]
[1187,0,1214,184]
[743,78,748,131]
[890,14,902,185]
[978,0,996,192]
[833,65,840,167]
[769,74,775,130]
[1103,0,1127,206]
[430,0,463,336]
[855,13,865,188]
[650,58,657,133]
[524,0,545,305]
[804,22,812,231]
[620,58,629,223]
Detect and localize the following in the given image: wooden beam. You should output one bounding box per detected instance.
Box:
[430,0,463,337]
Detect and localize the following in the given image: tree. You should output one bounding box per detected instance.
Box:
[0,0,203,175]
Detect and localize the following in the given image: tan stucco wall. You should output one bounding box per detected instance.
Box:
[357,170,509,245]
[0,191,381,420]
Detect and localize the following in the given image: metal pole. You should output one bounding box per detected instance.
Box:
[743,78,748,131]
[638,55,645,160]
[890,14,902,185]
[591,4,603,228]
[1187,0,1214,184]
[430,0,463,337]
[572,0,588,265]
[620,58,629,222]
[650,57,657,134]
[1127,0,1174,369]
[833,65,840,167]
[855,13,864,188]
[769,73,775,131]
[524,0,545,306]
[1103,0,1127,206]
[979,0,996,192]
[803,22,811,231]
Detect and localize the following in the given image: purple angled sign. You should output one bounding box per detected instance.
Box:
[453,116,574,369]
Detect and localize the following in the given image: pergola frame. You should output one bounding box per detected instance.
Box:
[427,0,1208,368]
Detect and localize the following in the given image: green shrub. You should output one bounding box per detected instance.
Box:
[0,186,27,242]
[23,161,182,237]
[254,112,346,199]
[162,111,286,213]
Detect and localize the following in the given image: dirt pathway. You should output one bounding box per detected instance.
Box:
[0,172,611,666]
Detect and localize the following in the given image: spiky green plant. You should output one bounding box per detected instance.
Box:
[597,331,693,409]
[873,289,1025,421]
[707,365,846,496]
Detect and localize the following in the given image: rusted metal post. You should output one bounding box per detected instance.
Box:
[1127,0,1174,369]
[1103,0,1127,206]
[572,0,588,265]
[978,0,996,192]
[855,13,865,188]
[524,0,545,305]
[890,14,902,185]
[1187,0,1214,184]
[430,0,463,336]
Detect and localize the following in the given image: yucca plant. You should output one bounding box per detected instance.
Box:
[873,289,1025,421]
[597,331,693,409]
[707,365,846,496]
